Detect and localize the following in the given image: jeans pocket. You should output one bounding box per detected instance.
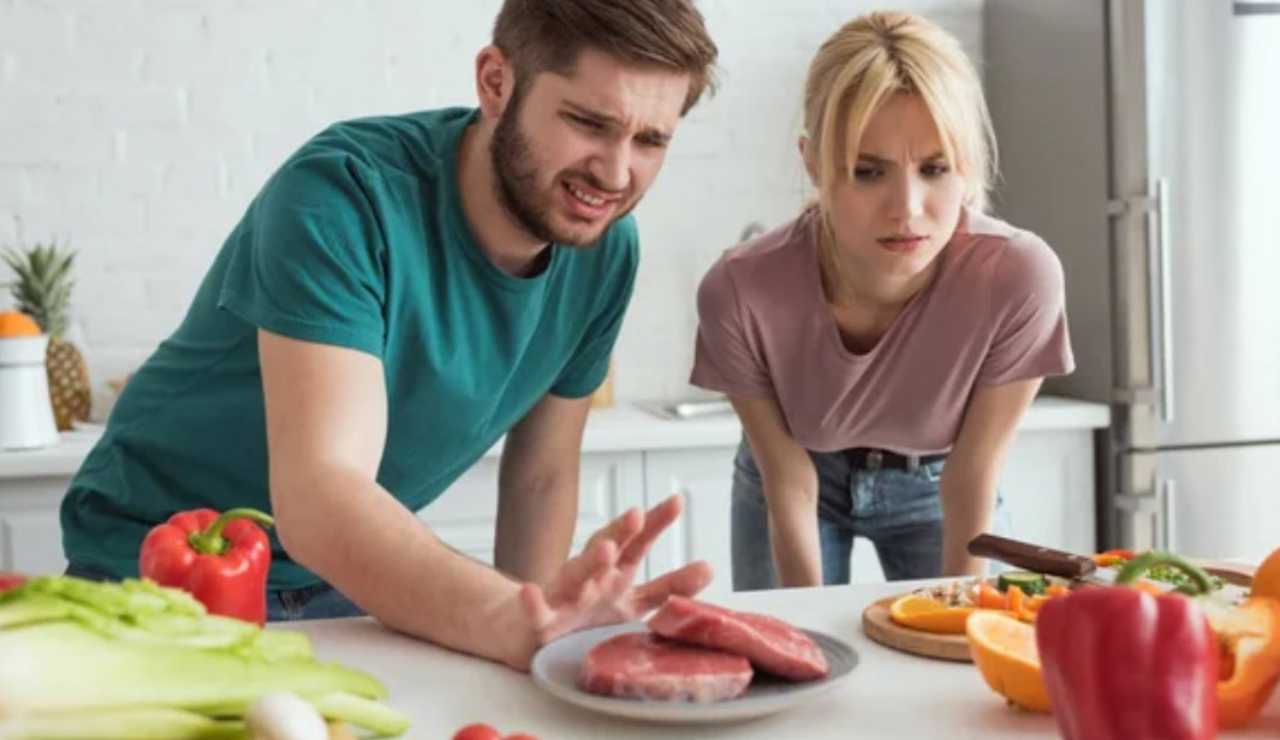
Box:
[874,468,943,526]
[916,458,945,483]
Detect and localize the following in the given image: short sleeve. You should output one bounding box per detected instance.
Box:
[977,233,1075,386]
[217,148,387,358]
[550,225,639,398]
[689,256,775,399]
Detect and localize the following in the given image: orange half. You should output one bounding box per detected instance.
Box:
[889,594,975,634]
[966,610,1052,713]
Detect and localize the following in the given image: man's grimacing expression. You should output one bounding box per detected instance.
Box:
[491,48,691,247]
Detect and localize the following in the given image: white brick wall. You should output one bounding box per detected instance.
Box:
[0,0,982,409]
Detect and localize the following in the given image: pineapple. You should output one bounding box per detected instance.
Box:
[2,242,91,430]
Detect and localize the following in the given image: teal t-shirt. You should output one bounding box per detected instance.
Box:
[61,107,638,590]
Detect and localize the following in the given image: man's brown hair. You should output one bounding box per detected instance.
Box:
[493,0,718,114]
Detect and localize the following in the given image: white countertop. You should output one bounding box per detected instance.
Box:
[0,395,1110,480]
[290,579,1279,739]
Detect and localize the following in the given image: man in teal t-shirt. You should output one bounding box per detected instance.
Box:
[60,0,719,670]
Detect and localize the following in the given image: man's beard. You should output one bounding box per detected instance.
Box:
[489,91,631,248]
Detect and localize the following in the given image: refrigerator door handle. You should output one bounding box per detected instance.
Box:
[1147,177,1175,423]
[1234,2,1280,16]
[1159,477,1177,552]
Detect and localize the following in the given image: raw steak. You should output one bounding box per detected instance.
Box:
[647,596,829,681]
[579,632,753,702]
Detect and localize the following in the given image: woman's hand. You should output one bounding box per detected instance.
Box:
[499,495,713,670]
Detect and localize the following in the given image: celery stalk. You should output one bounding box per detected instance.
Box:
[313,691,413,736]
[0,708,244,740]
[0,622,385,713]
[0,577,411,738]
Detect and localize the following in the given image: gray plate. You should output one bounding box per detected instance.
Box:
[530,621,858,724]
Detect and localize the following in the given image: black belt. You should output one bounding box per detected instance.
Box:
[843,447,946,472]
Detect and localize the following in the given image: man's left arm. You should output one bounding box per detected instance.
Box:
[938,378,1043,576]
[495,392,592,584]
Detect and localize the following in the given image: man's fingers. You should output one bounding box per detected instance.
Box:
[551,537,616,606]
[631,559,714,613]
[585,506,644,553]
[519,582,554,630]
[617,494,684,569]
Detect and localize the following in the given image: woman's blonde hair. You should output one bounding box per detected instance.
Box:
[803,11,997,213]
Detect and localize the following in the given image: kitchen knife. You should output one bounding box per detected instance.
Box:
[966,533,1172,590]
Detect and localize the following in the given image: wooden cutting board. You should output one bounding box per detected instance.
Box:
[861,595,973,662]
[861,563,1256,663]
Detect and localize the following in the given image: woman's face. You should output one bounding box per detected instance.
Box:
[809,93,966,285]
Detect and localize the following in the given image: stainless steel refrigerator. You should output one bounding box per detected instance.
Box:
[984,0,1280,562]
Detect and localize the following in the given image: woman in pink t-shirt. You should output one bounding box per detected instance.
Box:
[691,11,1074,589]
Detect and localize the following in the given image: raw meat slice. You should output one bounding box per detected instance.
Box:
[579,632,753,703]
[647,596,829,680]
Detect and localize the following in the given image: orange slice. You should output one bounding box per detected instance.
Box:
[966,610,1052,713]
[889,594,975,634]
[0,310,40,338]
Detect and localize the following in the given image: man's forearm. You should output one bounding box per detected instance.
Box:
[273,467,534,667]
[494,462,579,584]
[938,467,999,576]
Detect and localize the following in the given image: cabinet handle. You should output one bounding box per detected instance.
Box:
[1159,478,1177,551]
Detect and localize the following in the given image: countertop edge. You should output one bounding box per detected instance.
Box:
[0,395,1110,479]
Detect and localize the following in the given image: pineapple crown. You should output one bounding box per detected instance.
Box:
[2,241,77,339]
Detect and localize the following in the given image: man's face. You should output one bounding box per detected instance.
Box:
[490,48,690,247]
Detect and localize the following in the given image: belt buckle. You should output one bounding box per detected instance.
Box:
[866,450,883,470]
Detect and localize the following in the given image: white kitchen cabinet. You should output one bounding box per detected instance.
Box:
[996,429,1097,557]
[421,451,645,565]
[641,447,737,599]
[0,480,68,573]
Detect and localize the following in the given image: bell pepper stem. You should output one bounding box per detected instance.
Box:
[187,508,275,556]
[1114,551,1215,596]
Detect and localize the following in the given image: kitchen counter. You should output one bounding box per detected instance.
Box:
[291,579,1279,739]
[0,395,1109,479]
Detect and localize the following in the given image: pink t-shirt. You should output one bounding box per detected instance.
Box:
[690,207,1074,455]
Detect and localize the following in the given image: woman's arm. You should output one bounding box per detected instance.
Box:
[731,396,823,587]
[938,378,1043,576]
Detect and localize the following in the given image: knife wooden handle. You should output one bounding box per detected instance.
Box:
[967,533,1098,578]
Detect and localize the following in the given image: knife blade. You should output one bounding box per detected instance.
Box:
[967,533,1174,591]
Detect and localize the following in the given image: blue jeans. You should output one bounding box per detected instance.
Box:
[64,561,365,621]
[730,439,1009,589]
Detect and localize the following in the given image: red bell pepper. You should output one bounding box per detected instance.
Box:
[139,507,274,625]
[0,571,26,594]
[1035,552,1219,740]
